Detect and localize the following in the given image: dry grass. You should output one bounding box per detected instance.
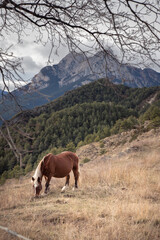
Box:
[0,130,160,240]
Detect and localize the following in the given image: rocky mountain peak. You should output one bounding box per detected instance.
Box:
[27,51,160,91]
[1,51,160,122]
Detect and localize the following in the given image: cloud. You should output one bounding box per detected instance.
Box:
[0,32,69,91]
[1,24,160,92]
[22,56,42,72]
[33,42,69,65]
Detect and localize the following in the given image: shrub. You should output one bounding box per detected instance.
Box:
[25,163,33,174]
[111,116,139,135]
[99,141,105,148]
[84,134,96,144]
[140,105,160,122]
[77,141,85,148]
[82,158,90,164]
[146,116,160,130]
[66,142,76,152]
[12,165,24,179]
[100,149,107,155]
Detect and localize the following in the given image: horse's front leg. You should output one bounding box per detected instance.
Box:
[61,174,70,193]
[44,176,51,194]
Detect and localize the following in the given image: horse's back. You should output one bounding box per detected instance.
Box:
[56,151,78,167]
[58,151,78,162]
[52,151,79,178]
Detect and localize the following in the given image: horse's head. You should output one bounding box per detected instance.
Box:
[31,176,42,196]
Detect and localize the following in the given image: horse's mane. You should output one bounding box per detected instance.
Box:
[33,159,43,179]
[33,153,52,179]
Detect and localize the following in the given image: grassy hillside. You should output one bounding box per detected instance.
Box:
[0,79,160,181]
[0,128,160,240]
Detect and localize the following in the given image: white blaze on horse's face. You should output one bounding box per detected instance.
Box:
[31,161,43,196]
[31,176,42,196]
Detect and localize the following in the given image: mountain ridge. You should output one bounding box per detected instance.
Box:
[0,52,160,122]
[10,79,160,125]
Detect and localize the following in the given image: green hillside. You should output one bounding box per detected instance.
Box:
[0,79,160,183]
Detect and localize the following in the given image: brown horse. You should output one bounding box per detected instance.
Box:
[31,151,80,196]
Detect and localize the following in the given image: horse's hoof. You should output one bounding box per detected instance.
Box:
[35,195,39,198]
[61,186,66,193]
[42,192,47,196]
[30,195,39,200]
[61,185,69,193]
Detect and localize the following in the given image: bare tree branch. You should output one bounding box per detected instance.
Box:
[0,114,23,167]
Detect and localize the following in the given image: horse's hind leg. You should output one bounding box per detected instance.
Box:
[61,174,70,193]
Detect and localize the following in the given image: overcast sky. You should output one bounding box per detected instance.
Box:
[1,30,160,91]
[14,39,160,76]
[0,1,160,92]
[0,33,69,90]
[12,39,69,81]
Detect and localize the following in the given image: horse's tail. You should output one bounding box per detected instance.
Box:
[70,152,81,186]
[77,167,81,185]
[74,153,81,185]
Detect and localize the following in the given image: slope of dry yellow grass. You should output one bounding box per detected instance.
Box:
[0,129,160,240]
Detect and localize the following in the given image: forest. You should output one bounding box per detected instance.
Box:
[0,79,160,183]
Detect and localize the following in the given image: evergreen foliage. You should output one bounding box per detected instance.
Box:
[0,79,160,183]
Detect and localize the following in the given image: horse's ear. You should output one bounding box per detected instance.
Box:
[32,177,35,182]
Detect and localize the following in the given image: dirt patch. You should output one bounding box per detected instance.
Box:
[63,194,75,198]
[43,215,66,226]
[55,199,68,204]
